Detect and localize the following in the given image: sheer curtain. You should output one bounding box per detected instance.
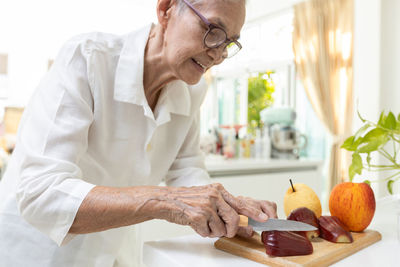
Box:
[292,0,354,190]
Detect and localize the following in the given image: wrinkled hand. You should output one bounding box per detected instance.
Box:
[159,183,277,238]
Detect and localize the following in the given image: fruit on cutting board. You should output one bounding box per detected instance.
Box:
[261,231,313,256]
[287,207,320,240]
[284,180,322,218]
[329,182,376,232]
[318,216,353,243]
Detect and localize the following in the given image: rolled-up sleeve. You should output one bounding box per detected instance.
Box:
[165,112,212,187]
[15,38,96,246]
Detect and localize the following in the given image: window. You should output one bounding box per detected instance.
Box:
[295,76,328,159]
[200,9,328,160]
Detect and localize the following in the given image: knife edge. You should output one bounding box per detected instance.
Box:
[248,218,318,232]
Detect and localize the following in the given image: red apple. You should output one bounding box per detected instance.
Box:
[329,182,376,232]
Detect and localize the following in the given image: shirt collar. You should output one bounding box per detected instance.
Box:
[159,80,191,117]
[113,23,191,118]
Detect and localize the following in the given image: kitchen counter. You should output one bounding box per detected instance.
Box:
[143,197,399,267]
[143,234,398,267]
[204,156,323,177]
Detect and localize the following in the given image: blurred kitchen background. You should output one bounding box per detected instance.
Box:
[0,0,399,239]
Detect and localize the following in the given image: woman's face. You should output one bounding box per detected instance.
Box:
[163,0,246,84]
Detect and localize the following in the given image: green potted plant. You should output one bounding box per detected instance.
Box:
[341,111,400,194]
[247,71,275,130]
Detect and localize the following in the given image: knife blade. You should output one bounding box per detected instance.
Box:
[248,218,318,232]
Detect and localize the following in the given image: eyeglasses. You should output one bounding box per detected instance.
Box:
[181,0,242,58]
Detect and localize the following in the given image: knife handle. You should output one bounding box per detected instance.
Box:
[239,215,248,227]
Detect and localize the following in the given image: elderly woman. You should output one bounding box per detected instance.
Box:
[0,0,277,266]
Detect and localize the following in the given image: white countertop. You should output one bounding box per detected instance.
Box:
[143,197,399,267]
[144,234,399,267]
[204,156,323,177]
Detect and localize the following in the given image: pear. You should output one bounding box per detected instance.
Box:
[284,180,322,218]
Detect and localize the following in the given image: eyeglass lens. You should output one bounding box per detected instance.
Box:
[205,28,240,58]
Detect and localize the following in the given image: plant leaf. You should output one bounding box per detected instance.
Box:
[341,136,355,150]
[358,128,389,153]
[384,112,397,130]
[341,136,363,151]
[349,153,363,181]
[354,124,371,140]
[357,110,367,123]
[363,180,371,186]
[378,111,386,127]
[387,180,394,195]
[366,153,372,165]
[395,112,400,131]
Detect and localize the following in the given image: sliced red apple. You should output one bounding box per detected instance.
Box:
[318,216,353,243]
[261,231,313,256]
[287,207,320,240]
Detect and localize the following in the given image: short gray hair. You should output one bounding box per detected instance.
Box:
[177,0,246,13]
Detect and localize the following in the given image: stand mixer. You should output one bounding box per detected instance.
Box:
[260,107,307,159]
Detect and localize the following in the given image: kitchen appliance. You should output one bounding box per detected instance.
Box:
[248,218,317,232]
[260,107,307,159]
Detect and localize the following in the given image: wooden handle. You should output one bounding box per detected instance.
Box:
[239,215,248,227]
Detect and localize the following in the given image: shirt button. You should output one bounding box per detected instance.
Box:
[146,143,152,152]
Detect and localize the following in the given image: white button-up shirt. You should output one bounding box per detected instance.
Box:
[0,23,211,267]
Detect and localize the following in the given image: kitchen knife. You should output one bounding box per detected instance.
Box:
[248,218,318,232]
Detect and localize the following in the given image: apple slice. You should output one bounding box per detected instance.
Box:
[261,231,313,256]
[287,207,320,240]
[318,216,353,243]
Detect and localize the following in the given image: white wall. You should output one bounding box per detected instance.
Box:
[379,0,400,196]
[353,0,400,197]
[380,0,400,115]
[0,0,157,107]
[246,0,303,22]
[353,0,381,128]
[352,0,381,194]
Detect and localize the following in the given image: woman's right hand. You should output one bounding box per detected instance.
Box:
[156,183,277,238]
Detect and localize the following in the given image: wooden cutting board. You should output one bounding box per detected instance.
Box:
[214,229,381,267]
